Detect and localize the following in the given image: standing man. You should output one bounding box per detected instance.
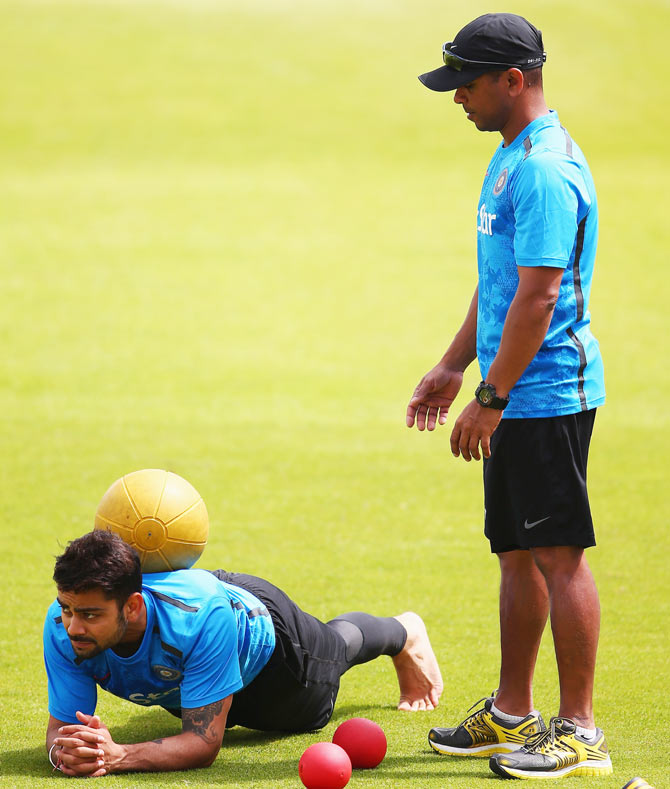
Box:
[407,14,611,780]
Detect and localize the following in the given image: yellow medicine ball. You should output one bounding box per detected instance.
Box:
[94,469,209,573]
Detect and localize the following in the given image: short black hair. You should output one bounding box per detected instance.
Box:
[523,66,543,88]
[53,530,142,608]
[486,66,543,88]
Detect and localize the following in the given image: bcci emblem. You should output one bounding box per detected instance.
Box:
[152,665,182,682]
[493,168,508,196]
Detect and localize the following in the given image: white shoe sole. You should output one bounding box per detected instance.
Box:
[492,756,613,779]
[429,739,522,757]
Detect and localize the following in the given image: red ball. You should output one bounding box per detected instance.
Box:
[332,717,387,769]
[299,742,352,789]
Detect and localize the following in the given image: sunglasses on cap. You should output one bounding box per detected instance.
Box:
[442,42,544,71]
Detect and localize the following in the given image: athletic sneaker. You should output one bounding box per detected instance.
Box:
[489,716,613,778]
[428,695,546,757]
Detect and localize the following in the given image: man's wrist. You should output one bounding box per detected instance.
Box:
[48,743,63,771]
[104,741,127,774]
[474,381,510,410]
[440,354,469,374]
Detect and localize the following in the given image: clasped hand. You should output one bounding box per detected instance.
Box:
[53,711,118,777]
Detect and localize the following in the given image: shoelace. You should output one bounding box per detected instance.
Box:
[523,717,572,753]
[461,693,495,724]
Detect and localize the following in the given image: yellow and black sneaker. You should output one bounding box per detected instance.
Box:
[428,696,546,757]
[489,716,613,779]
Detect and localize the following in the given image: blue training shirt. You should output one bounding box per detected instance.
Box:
[43,569,276,724]
[476,110,605,418]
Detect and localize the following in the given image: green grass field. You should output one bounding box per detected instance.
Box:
[1,0,668,786]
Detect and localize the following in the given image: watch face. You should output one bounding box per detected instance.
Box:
[479,388,493,405]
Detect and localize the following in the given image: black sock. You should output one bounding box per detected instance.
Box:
[327,612,407,672]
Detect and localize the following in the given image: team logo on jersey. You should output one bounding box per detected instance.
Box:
[492,168,508,196]
[152,664,182,682]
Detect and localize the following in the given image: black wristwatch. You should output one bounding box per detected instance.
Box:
[475,381,509,410]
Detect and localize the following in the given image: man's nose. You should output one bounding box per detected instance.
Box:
[454,88,465,104]
[67,615,86,636]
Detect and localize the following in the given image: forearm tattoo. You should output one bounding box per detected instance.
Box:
[182,700,224,745]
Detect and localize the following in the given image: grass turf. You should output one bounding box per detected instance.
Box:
[1,0,668,786]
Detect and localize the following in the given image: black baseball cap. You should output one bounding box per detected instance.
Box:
[419,13,546,92]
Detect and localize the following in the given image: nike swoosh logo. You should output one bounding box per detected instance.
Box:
[524,516,551,530]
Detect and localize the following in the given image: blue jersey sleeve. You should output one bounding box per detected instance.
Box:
[179,599,244,709]
[511,153,584,268]
[43,607,97,723]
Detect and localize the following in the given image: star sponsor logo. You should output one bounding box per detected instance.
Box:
[129,688,179,706]
[477,202,496,236]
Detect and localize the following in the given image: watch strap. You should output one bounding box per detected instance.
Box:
[475,381,509,410]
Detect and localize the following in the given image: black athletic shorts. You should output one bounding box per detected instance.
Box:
[209,571,347,732]
[483,409,597,554]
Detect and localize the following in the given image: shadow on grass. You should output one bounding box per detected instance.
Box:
[1,744,51,778]
[1,709,284,779]
[356,752,502,781]
[0,743,495,783]
[5,707,491,783]
[97,708,298,749]
[329,701,392,719]
[0,743,300,782]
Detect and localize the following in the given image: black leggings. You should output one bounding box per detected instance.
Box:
[327,612,406,670]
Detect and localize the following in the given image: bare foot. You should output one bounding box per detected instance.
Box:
[392,612,443,711]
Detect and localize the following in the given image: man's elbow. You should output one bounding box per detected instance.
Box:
[198,745,221,768]
[202,752,219,768]
[524,290,558,317]
[192,740,222,769]
[542,292,559,314]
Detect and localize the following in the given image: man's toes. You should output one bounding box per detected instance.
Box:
[398,696,434,712]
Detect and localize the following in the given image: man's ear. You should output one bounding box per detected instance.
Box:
[124,591,144,622]
[506,68,525,97]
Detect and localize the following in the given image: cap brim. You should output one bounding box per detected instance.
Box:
[418,65,486,92]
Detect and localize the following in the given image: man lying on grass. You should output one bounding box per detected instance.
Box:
[44,530,443,776]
